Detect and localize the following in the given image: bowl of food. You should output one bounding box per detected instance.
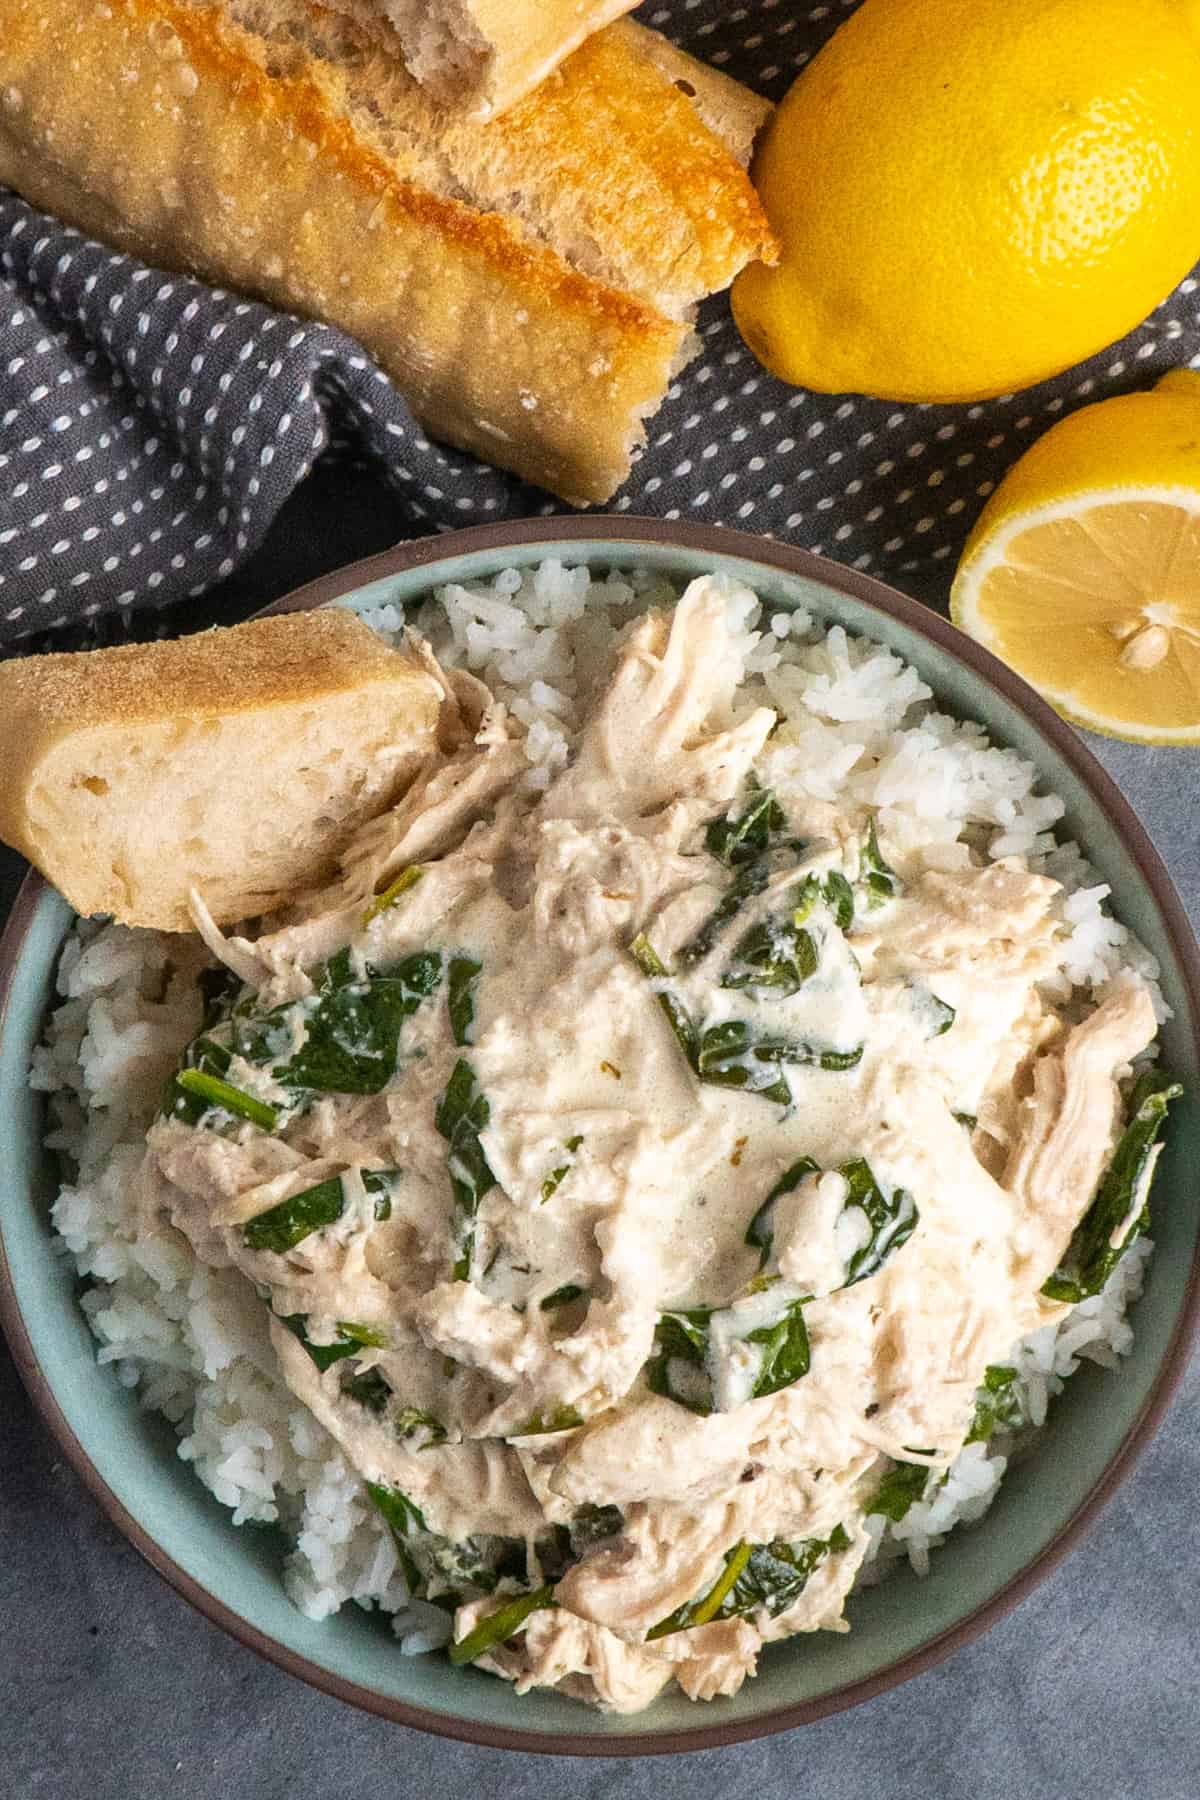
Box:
[1,517,1197,1755]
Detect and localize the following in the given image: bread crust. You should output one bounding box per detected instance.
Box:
[0,0,775,502]
[0,610,443,930]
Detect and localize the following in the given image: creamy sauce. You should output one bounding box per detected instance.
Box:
[143,579,1159,1713]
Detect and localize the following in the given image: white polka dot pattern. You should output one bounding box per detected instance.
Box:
[0,0,1198,645]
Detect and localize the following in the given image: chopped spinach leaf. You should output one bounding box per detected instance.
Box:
[697,1018,862,1104]
[630,933,699,1064]
[745,1156,820,1265]
[966,1365,1022,1444]
[903,979,956,1038]
[447,956,483,1048]
[866,1460,930,1521]
[242,1175,345,1253]
[649,1524,851,1638]
[394,1406,448,1446]
[436,1058,496,1282]
[276,1310,387,1372]
[362,1167,400,1221]
[278,950,445,1095]
[539,1136,584,1205]
[721,913,818,998]
[679,860,772,968]
[514,1404,585,1436]
[705,789,787,868]
[242,1167,397,1254]
[362,864,424,927]
[647,1289,811,1416]
[449,1585,557,1666]
[175,1068,279,1132]
[739,1294,811,1398]
[365,1481,524,1603]
[1043,1070,1182,1304]
[860,817,900,906]
[839,1158,918,1286]
[821,870,856,932]
[645,1308,715,1414]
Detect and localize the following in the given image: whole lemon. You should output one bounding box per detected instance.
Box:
[733,0,1200,402]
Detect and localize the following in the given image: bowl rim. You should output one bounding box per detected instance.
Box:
[1,513,1198,1756]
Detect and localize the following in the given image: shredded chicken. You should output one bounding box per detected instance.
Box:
[140,578,1166,1713]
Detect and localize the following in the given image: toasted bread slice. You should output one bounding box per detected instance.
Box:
[0,610,441,931]
[0,0,775,502]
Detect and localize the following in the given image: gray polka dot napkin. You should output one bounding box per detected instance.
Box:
[1,0,1199,649]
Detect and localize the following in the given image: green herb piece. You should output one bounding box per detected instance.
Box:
[648,1542,752,1639]
[646,1291,811,1416]
[953,1111,978,1132]
[276,1311,387,1372]
[866,1461,930,1522]
[966,1365,1022,1445]
[242,1175,344,1253]
[436,1058,496,1281]
[1042,1070,1182,1304]
[740,1295,811,1398]
[448,1585,557,1666]
[175,1068,279,1132]
[366,1481,428,1537]
[365,1482,524,1603]
[861,817,900,906]
[539,1137,584,1205]
[540,1284,587,1311]
[822,871,856,931]
[362,864,424,927]
[838,1158,918,1286]
[395,1406,448,1446]
[696,1018,862,1103]
[280,950,445,1095]
[903,980,956,1038]
[721,914,819,998]
[514,1405,585,1437]
[679,860,772,967]
[343,1368,446,1443]
[648,1523,852,1639]
[447,956,483,1048]
[362,1167,399,1221]
[364,1481,428,1593]
[630,933,699,1063]
[745,1157,820,1266]
[705,789,787,867]
[645,1309,714,1414]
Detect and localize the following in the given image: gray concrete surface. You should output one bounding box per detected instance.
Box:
[2,472,1198,1799]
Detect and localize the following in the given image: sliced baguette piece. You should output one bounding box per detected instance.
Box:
[0,610,442,932]
[330,0,642,119]
[0,0,776,502]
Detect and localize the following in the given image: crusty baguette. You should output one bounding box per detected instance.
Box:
[0,0,775,502]
[0,610,442,931]
[329,0,642,118]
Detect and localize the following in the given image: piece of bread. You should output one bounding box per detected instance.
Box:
[0,1,775,504]
[0,610,442,931]
[326,0,642,119]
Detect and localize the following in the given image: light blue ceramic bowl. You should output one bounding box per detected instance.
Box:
[2,519,1198,1755]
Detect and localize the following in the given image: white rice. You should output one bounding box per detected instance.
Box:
[34,560,1165,1644]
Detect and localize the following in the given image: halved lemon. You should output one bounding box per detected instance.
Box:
[951,371,1200,744]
